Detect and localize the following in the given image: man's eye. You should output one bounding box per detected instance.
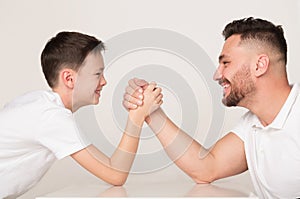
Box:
[223,61,230,67]
[95,73,101,76]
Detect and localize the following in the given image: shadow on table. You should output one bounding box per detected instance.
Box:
[98,182,249,197]
[186,183,250,197]
[98,186,128,197]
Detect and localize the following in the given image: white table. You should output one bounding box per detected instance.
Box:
[36,178,257,198]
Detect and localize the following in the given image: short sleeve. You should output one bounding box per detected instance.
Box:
[37,110,91,159]
[230,111,254,142]
[231,119,246,141]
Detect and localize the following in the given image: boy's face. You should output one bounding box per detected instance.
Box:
[72,52,107,110]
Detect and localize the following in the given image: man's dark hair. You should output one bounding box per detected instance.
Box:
[41,31,105,88]
[222,17,287,65]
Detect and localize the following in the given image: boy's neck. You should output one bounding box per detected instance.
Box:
[52,87,74,112]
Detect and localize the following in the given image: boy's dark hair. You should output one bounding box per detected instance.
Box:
[41,31,105,88]
[222,17,287,65]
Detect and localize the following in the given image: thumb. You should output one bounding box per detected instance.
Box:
[134,78,149,88]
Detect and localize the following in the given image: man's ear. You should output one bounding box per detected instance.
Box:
[60,68,76,89]
[254,54,269,77]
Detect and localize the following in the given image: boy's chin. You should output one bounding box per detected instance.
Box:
[93,98,100,105]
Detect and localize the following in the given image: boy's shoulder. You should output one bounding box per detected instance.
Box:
[4,90,65,111]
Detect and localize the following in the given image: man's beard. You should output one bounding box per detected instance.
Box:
[222,66,255,107]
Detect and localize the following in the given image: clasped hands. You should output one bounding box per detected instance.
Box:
[123,78,163,118]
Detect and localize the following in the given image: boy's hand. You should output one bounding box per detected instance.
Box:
[131,82,163,119]
[123,78,149,110]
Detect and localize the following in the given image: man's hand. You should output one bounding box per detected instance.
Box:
[123,78,149,110]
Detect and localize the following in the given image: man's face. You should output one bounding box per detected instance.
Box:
[72,51,107,110]
[213,35,256,107]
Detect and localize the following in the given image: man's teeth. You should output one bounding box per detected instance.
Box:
[223,84,229,88]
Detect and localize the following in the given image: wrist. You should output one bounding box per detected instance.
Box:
[145,115,151,124]
[123,111,144,138]
[129,110,145,127]
[145,108,163,124]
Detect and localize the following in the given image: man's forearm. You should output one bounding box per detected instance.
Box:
[145,108,197,160]
[145,108,213,182]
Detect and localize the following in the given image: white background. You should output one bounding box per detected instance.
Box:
[0,0,299,198]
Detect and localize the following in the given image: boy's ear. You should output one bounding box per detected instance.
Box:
[60,68,76,89]
[254,54,269,77]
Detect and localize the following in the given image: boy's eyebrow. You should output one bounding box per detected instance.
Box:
[94,67,105,74]
[97,67,105,71]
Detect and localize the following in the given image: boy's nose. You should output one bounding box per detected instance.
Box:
[101,75,107,86]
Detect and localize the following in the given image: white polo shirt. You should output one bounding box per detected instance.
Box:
[0,90,91,198]
[232,83,300,198]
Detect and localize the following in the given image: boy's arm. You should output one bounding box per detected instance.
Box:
[71,83,163,186]
[123,78,247,183]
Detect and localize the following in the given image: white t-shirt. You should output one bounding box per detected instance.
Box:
[232,84,300,199]
[0,90,91,198]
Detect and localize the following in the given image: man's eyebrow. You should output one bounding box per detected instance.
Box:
[218,54,228,62]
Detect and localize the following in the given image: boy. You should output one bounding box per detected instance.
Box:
[0,31,163,198]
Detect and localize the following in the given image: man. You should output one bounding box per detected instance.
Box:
[0,31,163,198]
[123,17,300,198]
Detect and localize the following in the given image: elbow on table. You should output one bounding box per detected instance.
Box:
[192,177,213,184]
[111,178,126,186]
[105,173,128,186]
[110,180,126,186]
[190,171,217,184]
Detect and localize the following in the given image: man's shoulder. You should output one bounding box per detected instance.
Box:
[238,110,256,123]
[231,111,257,134]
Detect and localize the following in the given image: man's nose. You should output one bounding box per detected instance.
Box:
[213,66,222,81]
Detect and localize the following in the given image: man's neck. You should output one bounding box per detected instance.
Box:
[244,81,291,127]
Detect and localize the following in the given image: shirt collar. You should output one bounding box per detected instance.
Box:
[252,83,299,130]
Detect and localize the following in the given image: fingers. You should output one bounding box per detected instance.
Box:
[153,86,162,97]
[124,93,143,106]
[155,93,163,104]
[144,82,163,105]
[133,78,149,88]
[128,78,148,95]
[123,78,163,112]
[156,99,163,107]
[145,82,161,97]
[122,100,138,110]
[123,78,147,110]
[145,82,157,92]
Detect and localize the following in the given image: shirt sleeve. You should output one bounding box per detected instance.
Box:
[36,110,92,159]
[230,112,252,142]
